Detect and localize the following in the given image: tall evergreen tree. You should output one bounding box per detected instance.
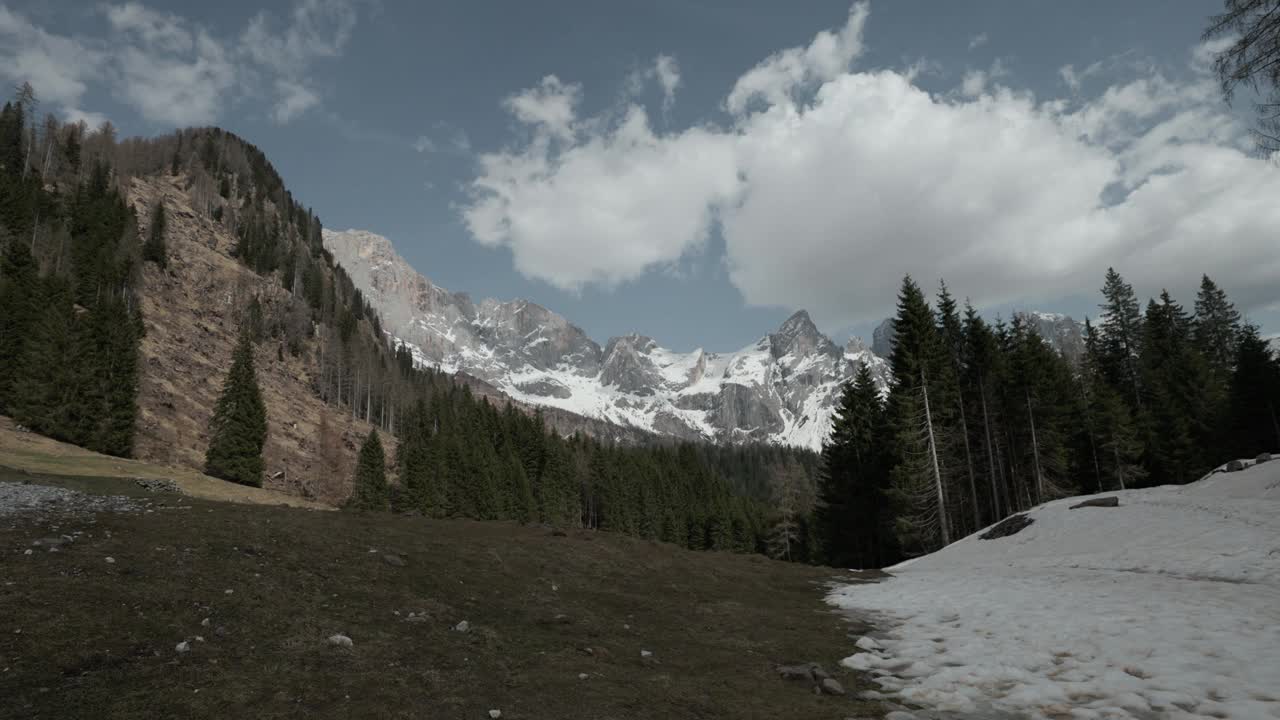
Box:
[0,238,39,411]
[885,276,954,553]
[204,330,268,487]
[349,429,388,510]
[1192,275,1242,375]
[1225,325,1280,457]
[1139,291,1214,485]
[816,363,895,567]
[1097,268,1144,410]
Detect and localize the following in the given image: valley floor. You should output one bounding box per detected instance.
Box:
[828,459,1280,720]
[0,465,880,720]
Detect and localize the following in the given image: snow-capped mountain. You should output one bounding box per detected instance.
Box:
[323,229,889,450]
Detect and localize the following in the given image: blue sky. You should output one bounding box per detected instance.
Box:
[4,1,1278,351]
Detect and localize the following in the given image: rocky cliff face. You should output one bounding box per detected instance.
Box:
[324,229,891,450]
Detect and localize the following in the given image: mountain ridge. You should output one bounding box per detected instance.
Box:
[324,228,1089,450]
[323,228,893,449]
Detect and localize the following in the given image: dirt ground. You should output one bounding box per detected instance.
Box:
[0,467,883,720]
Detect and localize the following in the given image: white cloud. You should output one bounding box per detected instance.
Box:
[968,32,988,50]
[654,54,681,108]
[0,6,102,110]
[0,2,358,127]
[726,2,869,115]
[503,75,582,141]
[462,3,1280,327]
[413,135,437,153]
[271,79,321,124]
[463,105,741,291]
[626,54,682,110]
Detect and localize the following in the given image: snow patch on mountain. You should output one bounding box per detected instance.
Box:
[324,228,889,449]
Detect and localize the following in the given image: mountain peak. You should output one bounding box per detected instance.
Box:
[777,309,818,337]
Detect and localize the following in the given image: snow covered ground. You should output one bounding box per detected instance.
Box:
[828,458,1280,720]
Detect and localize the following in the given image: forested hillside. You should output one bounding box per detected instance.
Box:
[0,84,822,557]
[818,273,1280,567]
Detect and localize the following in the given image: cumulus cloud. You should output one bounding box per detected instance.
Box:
[462,2,1280,327]
[0,6,103,120]
[725,2,869,115]
[0,1,358,127]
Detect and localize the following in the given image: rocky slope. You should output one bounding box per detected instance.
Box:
[324,229,890,450]
[127,176,389,505]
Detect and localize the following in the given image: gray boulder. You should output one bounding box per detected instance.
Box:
[1256,453,1272,464]
[1070,496,1119,509]
[820,677,846,695]
[776,664,814,683]
[1226,459,1247,472]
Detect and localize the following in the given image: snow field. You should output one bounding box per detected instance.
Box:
[829,458,1280,720]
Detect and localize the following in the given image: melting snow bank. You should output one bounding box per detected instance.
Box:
[828,459,1280,720]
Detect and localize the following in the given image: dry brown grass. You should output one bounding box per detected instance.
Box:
[0,415,329,510]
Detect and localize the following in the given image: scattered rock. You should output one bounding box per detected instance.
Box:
[327,634,353,648]
[1070,496,1120,509]
[488,711,502,719]
[33,537,68,550]
[776,664,814,683]
[1226,459,1247,472]
[382,554,406,567]
[1256,452,1272,464]
[454,620,470,633]
[23,549,32,556]
[135,478,181,494]
[105,557,115,564]
[855,636,881,651]
[201,618,210,627]
[640,650,653,658]
[980,513,1034,540]
[578,673,589,680]
[808,663,831,681]
[404,615,428,623]
[176,641,190,654]
[821,678,846,695]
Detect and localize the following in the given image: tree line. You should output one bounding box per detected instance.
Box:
[817,272,1280,568]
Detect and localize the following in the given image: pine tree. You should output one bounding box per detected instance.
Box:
[885,276,954,553]
[0,238,40,411]
[143,199,167,268]
[349,429,388,510]
[1097,268,1144,410]
[1225,325,1280,457]
[204,330,268,487]
[1139,291,1214,485]
[1083,318,1145,491]
[816,363,895,567]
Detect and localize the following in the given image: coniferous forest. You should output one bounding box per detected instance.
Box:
[816,273,1280,568]
[2,82,1278,568]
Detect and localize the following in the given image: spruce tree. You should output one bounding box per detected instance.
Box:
[1192,275,1241,375]
[1225,326,1280,457]
[1139,291,1214,485]
[816,363,895,567]
[143,199,168,268]
[0,238,39,411]
[349,429,388,510]
[1097,268,1144,410]
[204,330,268,487]
[885,276,954,552]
